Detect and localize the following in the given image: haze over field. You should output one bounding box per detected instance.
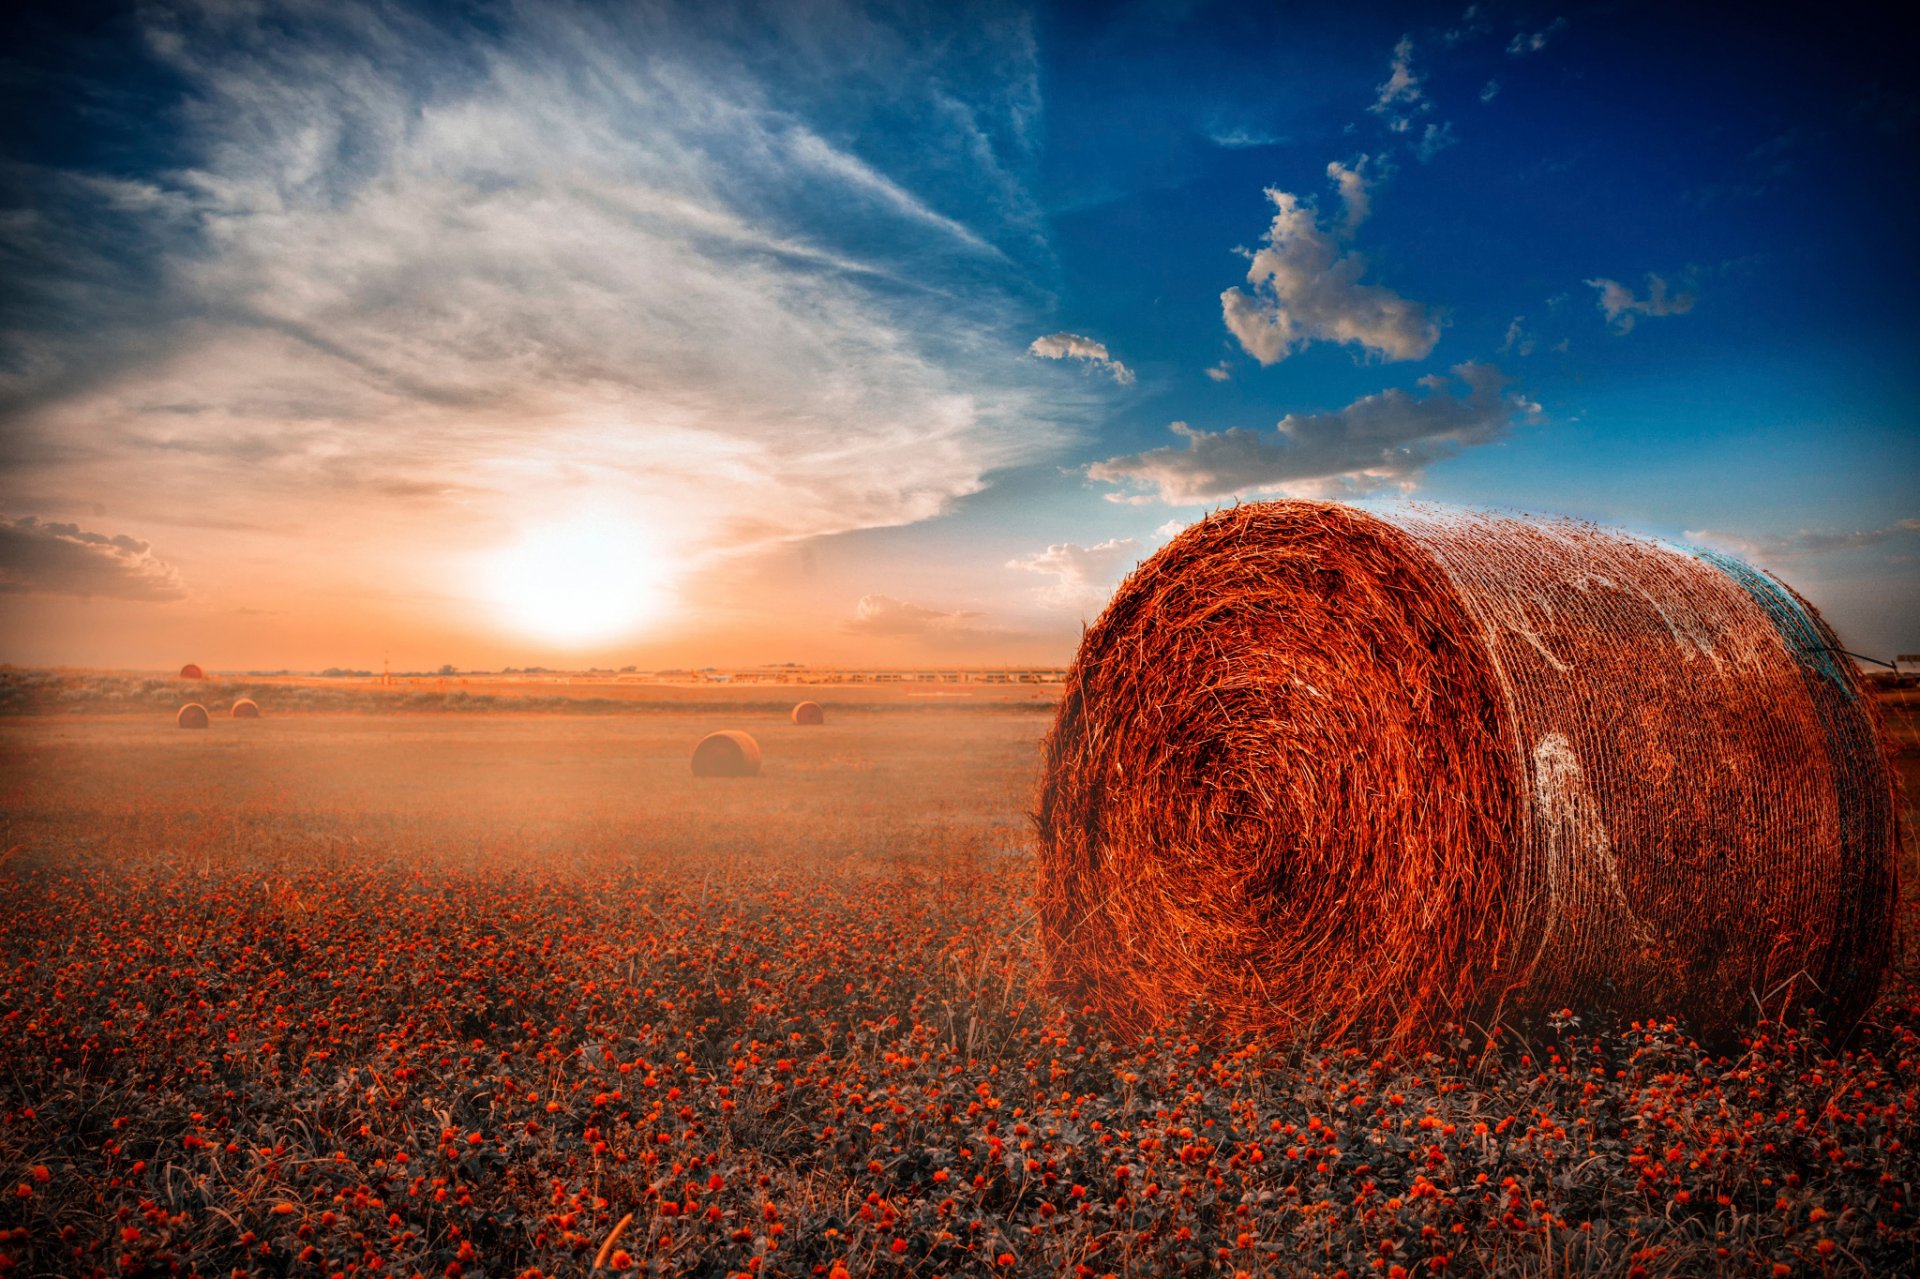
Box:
[1,1,1914,669]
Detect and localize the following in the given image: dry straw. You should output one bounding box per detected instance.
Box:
[692,730,762,777]
[791,700,826,725]
[1037,501,1899,1047]
[176,703,211,730]
[179,663,205,680]
[231,698,262,719]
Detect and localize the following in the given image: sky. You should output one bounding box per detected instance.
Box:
[1,0,1914,671]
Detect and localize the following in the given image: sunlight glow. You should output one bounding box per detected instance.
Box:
[484,514,675,646]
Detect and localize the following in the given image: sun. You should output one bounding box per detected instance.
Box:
[483,514,675,646]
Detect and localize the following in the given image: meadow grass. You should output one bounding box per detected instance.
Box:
[1,702,1915,1277]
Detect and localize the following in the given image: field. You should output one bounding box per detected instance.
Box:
[2,687,1917,1278]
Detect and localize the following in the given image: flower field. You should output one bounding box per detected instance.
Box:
[2,705,1917,1277]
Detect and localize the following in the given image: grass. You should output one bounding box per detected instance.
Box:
[0,699,1915,1277]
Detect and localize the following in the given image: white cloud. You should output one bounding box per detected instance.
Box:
[1324,155,1375,234]
[1370,36,1427,133]
[1685,520,1920,561]
[1508,18,1568,55]
[1480,80,1500,103]
[1220,183,1439,365]
[1006,537,1140,610]
[1088,362,1535,504]
[1585,274,1697,333]
[1205,361,1232,383]
[844,593,989,636]
[0,516,188,601]
[1028,332,1135,385]
[1501,315,1538,356]
[0,2,1065,605]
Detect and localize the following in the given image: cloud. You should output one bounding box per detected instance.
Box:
[1208,125,1284,149]
[0,2,1065,599]
[1480,80,1500,103]
[0,516,188,601]
[1205,361,1232,382]
[1443,6,1491,46]
[1585,274,1697,333]
[1028,332,1135,385]
[1369,36,1427,133]
[1416,121,1458,163]
[844,593,988,636]
[1508,18,1568,55]
[1685,519,1920,561]
[1324,155,1375,234]
[1220,183,1439,365]
[1006,537,1139,610]
[1088,362,1535,504]
[1501,315,1538,356]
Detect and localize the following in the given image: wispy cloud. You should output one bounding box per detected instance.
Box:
[1686,519,1920,561]
[1028,333,1135,385]
[0,516,188,601]
[1006,537,1139,610]
[1480,80,1500,103]
[1220,175,1439,365]
[1586,273,1697,333]
[1501,315,1537,356]
[1207,125,1284,149]
[1324,155,1376,234]
[844,593,989,637]
[1443,6,1491,46]
[1,2,1064,603]
[1508,18,1568,56]
[1089,362,1536,504]
[1369,36,1427,134]
[1416,121,1458,162]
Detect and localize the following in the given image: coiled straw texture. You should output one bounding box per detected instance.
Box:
[1037,501,1897,1047]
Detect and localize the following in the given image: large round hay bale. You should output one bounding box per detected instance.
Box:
[179,663,205,680]
[231,698,261,719]
[177,703,210,729]
[1037,501,1898,1047]
[692,730,762,777]
[791,700,825,725]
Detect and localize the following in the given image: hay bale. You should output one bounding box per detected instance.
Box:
[1037,501,1898,1047]
[692,730,762,777]
[791,700,825,725]
[179,663,205,680]
[177,703,210,729]
[231,698,261,719]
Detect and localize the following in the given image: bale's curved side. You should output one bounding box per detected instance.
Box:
[179,663,205,680]
[231,698,262,719]
[791,701,825,725]
[1036,500,1898,1046]
[692,730,762,777]
[177,703,210,729]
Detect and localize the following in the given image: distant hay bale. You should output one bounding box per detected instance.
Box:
[231,698,261,719]
[791,701,825,725]
[1037,501,1899,1048]
[692,730,762,777]
[179,663,205,680]
[177,703,210,730]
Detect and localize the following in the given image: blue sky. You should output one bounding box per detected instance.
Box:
[0,0,1914,667]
